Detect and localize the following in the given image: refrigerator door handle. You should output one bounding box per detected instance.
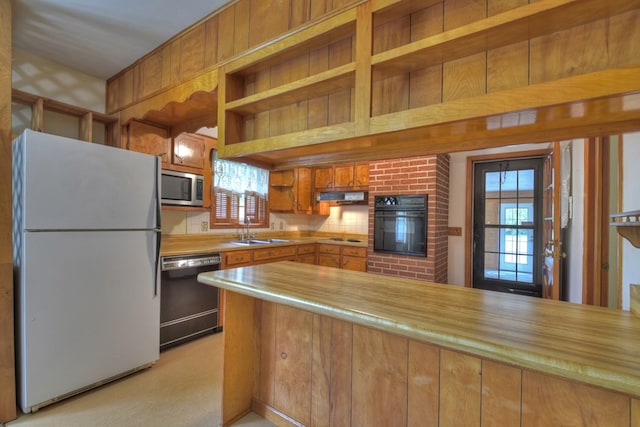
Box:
[154,156,162,298]
[155,157,162,230]
[154,230,162,297]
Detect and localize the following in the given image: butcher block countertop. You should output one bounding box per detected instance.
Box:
[160,233,367,256]
[198,261,640,398]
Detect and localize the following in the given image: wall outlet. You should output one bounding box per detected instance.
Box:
[270,222,275,230]
[279,221,283,230]
[201,221,209,232]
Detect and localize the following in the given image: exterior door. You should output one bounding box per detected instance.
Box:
[472,158,544,296]
[542,145,563,300]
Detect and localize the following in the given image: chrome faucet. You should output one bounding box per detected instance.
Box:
[245,216,252,241]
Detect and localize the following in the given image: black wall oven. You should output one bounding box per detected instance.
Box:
[374,194,428,257]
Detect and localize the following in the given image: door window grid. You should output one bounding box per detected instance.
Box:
[483,169,535,284]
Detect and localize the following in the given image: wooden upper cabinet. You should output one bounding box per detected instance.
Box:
[173,133,205,169]
[355,163,369,188]
[334,164,354,188]
[315,163,369,191]
[269,168,313,214]
[295,168,313,213]
[314,167,333,190]
[126,120,171,167]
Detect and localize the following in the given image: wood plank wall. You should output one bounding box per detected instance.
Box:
[0,0,16,422]
[371,1,640,116]
[106,0,362,115]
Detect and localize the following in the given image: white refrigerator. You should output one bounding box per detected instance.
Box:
[12,130,161,413]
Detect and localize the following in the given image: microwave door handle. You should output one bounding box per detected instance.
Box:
[181,179,190,198]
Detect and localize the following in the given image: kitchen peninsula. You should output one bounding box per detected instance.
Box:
[199,262,640,427]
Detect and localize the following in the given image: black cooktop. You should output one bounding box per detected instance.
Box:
[329,237,362,243]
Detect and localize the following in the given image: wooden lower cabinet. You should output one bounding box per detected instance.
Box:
[248,301,636,427]
[318,243,367,272]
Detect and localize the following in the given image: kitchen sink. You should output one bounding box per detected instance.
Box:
[230,238,291,246]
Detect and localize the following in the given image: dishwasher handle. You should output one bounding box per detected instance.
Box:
[161,253,222,271]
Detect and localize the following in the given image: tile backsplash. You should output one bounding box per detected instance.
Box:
[162,205,369,236]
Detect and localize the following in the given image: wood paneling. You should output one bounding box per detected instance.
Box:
[407,341,439,426]
[256,300,277,405]
[0,0,16,419]
[444,0,486,31]
[250,0,289,48]
[486,41,529,93]
[217,4,236,63]
[522,370,630,426]
[179,25,206,80]
[330,319,352,427]
[633,398,640,427]
[274,305,313,425]
[481,360,522,427]
[234,0,251,56]
[221,290,255,426]
[310,314,331,427]
[440,349,481,427]
[352,325,408,426]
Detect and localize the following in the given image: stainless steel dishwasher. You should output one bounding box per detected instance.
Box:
[160,252,222,351]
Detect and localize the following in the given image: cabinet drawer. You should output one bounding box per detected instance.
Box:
[297,244,316,255]
[342,246,367,257]
[223,251,252,267]
[318,244,341,254]
[253,245,297,261]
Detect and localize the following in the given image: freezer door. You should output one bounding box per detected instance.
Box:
[15,230,160,412]
[15,130,159,230]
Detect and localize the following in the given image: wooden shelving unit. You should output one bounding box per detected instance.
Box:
[213,0,640,166]
[611,210,640,249]
[219,8,358,146]
[371,0,640,81]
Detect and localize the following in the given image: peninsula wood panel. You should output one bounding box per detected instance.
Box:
[407,341,440,426]
[310,314,331,427]
[352,325,408,426]
[273,305,313,426]
[633,398,640,427]
[329,319,352,427]
[250,301,640,427]
[440,349,482,427]
[481,360,522,427]
[521,370,631,426]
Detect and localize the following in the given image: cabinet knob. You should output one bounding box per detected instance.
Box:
[281,352,288,360]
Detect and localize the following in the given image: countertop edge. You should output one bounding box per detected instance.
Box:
[199,265,640,398]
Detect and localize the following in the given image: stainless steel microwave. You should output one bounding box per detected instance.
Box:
[161,169,204,207]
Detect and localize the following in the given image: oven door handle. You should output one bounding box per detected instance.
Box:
[375,212,425,218]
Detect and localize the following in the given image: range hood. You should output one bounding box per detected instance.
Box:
[317,191,368,204]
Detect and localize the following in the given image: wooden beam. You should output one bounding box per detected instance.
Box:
[0,0,17,422]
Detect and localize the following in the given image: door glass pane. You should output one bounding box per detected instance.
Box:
[484,252,499,279]
[484,228,499,252]
[485,199,500,225]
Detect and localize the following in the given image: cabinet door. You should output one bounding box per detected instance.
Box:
[334,164,354,188]
[341,255,367,272]
[173,133,205,169]
[269,187,295,212]
[318,254,340,269]
[127,120,171,167]
[270,170,295,187]
[314,167,333,190]
[295,167,313,213]
[355,163,369,189]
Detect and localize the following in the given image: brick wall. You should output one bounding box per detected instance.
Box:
[367,155,449,283]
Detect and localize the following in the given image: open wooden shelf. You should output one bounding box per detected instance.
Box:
[225,63,356,115]
[222,9,357,76]
[611,210,640,249]
[371,0,640,81]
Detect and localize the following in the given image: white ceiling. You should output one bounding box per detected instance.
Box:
[12,0,233,80]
